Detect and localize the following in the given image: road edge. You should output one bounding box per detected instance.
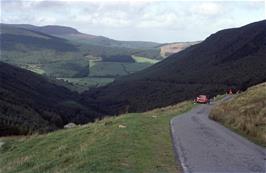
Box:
[169,97,231,173]
[170,118,189,173]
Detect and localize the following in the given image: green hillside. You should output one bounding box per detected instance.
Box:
[82,20,266,114]
[0,24,88,78]
[5,24,161,49]
[3,23,163,59]
[0,24,161,90]
[0,62,103,136]
[0,101,193,173]
[210,82,266,147]
[1,23,195,91]
[65,35,161,49]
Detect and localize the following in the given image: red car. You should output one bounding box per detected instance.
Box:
[194,95,210,104]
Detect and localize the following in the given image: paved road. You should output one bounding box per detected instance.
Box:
[170,98,266,173]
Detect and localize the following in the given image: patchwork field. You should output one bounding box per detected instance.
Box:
[132,55,159,64]
[55,56,158,91]
[1,24,163,92]
[11,54,158,92]
[58,77,114,92]
[90,61,152,76]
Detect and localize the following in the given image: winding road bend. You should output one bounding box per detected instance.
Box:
[170,98,266,173]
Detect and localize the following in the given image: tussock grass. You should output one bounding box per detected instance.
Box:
[210,82,266,147]
[0,101,193,173]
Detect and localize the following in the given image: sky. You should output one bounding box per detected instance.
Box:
[0,0,265,43]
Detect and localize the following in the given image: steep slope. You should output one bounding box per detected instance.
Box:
[210,82,266,146]
[0,101,192,173]
[0,62,102,136]
[83,20,266,113]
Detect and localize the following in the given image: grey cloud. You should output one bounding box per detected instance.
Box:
[35,0,66,9]
[1,0,264,42]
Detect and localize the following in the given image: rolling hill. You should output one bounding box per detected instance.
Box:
[2,23,197,59]
[0,62,104,136]
[0,24,160,89]
[4,24,161,49]
[0,24,89,78]
[2,23,162,59]
[1,23,197,90]
[82,20,266,113]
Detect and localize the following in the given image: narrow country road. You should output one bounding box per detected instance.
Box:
[170,97,266,173]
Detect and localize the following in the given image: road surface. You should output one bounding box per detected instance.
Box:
[170,98,266,173]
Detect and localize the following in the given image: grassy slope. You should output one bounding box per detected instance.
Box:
[132,55,159,64]
[0,101,193,173]
[0,62,102,135]
[83,20,266,114]
[210,82,266,147]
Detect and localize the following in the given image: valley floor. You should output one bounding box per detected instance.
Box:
[0,102,193,173]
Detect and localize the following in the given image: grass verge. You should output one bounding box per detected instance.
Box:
[0,101,193,173]
[210,82,266,147]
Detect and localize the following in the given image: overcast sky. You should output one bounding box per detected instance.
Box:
[1,0,265,43]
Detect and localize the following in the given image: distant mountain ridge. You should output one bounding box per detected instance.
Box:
[82,20,266,113]
[2,23,86,35]
[2,23,161,49]
[1,23,197,52]
[0,23,198,82]
[0,23,90,78]
[0,24,79,52]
